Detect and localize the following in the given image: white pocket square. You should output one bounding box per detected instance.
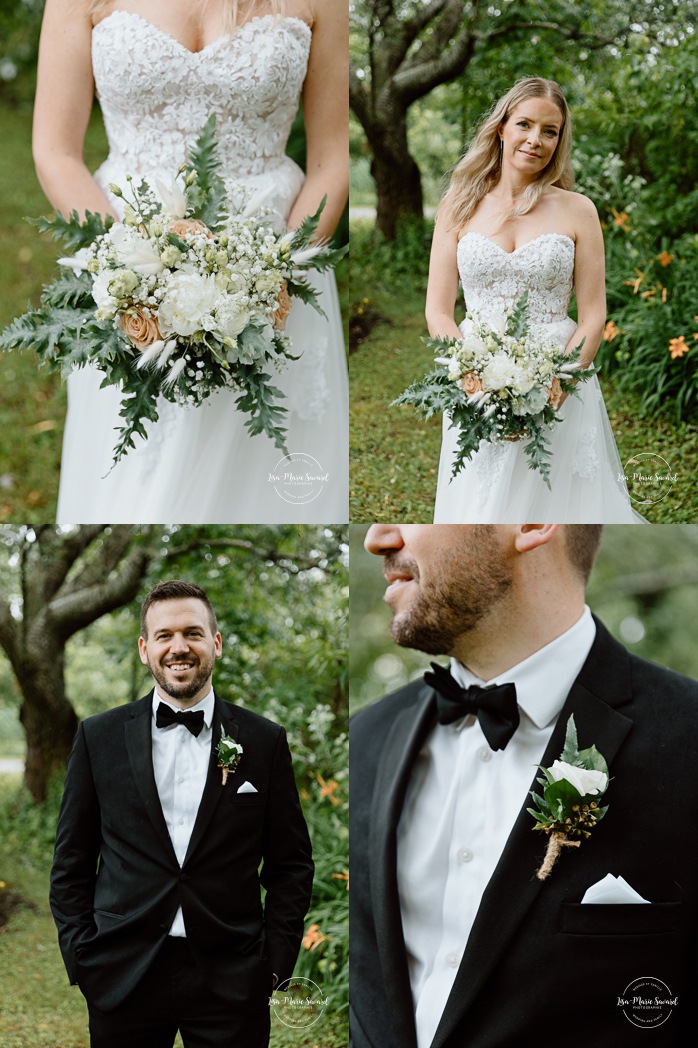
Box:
[237,780,258,794]
[582,874,650,904]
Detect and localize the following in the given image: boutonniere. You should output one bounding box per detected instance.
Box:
[527,715,609,880]
[216,730,243,786]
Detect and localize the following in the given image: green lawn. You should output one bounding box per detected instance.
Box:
[0,773,345,1048]
[349,220,698,523]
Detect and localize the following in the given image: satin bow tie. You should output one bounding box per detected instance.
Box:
[424,662,520,751]
[155,702,205,737]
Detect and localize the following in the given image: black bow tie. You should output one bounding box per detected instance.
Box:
[156,702,205,737]
[424,662,519,751]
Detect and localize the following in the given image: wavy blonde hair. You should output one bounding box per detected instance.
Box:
[440,77,574,232]
[86,1,287,30]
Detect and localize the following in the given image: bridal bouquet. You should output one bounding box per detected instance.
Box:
[395,293,596,486]
[0,115,345,468]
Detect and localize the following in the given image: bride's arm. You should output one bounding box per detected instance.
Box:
[425,212,465,341]
[568,195,607,368]
[32,0,116,219]
[285,0,348,239]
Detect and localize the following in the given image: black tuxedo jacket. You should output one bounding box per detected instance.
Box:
[50,691,313,1011]
[350,619,698,1047]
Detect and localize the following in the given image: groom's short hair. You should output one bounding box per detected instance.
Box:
[140,580,218,638]
[564,526,603,583]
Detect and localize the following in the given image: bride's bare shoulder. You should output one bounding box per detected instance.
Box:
[548,185,599,217]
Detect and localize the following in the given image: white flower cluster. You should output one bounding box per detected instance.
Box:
[437,305,581,433]
[68,179,298,403]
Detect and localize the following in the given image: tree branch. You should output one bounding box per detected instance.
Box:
[163,538,327,574]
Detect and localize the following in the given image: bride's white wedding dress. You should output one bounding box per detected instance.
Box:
[56,12,348,524]
[433,232,644,522]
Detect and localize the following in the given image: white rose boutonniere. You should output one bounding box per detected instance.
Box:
[216,729,243,786]
[527,715,610,880]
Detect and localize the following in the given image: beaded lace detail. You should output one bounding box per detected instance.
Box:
[457,233,575,326]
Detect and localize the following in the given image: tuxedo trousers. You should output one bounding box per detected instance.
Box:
[86,937,271,1048]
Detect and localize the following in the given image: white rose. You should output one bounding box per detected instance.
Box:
[215,301,251,341]
[548,760,608,797]
[510,364,535,396]
[481,352,516,391]
[447,359,463,382]
[158,272,220,337]
[91,270,116,313]
[520,386,550,414]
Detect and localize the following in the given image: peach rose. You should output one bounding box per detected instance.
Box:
[168,218,214,240]
[118,309,162,350]
[461,372,483,395]
[548,376,563,409]
[273,281,292,330]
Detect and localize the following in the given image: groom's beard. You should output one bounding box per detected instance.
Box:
[147,648,217,702]
[386,531,512,655]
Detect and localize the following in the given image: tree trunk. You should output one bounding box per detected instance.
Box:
[17,644,78,803]
[367,104,424,239]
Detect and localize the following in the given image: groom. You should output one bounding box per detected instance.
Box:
[350,525,698,1048]
[50,579,313,1048]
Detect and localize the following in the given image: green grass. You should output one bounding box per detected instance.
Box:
[0,105,109,523]
[0,773,346,1048]
[349,219,698,523]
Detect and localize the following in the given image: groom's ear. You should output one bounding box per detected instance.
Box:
[138,635,149,665]
[513,524,559,555]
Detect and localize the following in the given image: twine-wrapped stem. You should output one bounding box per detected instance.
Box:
[536,830,580,880]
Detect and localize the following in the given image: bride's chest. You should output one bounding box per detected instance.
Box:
[91,12,311,114]
[457,233,575,295]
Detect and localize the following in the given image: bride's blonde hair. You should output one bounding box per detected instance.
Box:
[85,1,287,30]
[440,77,574,231]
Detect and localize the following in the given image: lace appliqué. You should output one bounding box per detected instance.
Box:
[280,336,330,422]
[457,233,575,327]
[572,427,599,480]
[475,441,509,506]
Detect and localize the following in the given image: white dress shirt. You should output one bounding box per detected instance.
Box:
[151,689,214,937]
[397,607,596,1048]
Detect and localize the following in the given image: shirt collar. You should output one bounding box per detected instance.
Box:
[152,688,215,729]
[450,606,596,730]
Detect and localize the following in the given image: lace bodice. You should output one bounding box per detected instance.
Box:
[457,232,575,330]
[92,11,311,220]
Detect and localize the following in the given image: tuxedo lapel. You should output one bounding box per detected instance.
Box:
[124,694,178,864]
[430,622,634,1048]
[184,694,240,864]
[370,683,437,1048]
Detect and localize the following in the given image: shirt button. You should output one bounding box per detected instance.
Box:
[446,953,459,968]
[178,818,184,825]
[458,848,473,863]
[178,776,185,784]
[478,747,492,762]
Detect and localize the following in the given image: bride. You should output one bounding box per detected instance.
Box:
[32,0,348,524]
[425,77,643,523]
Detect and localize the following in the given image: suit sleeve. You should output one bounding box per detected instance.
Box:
[49,722,101,984]
[259,727,314,984]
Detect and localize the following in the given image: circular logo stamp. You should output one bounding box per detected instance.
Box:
[621,453,676,505]
[619,976,677,1028]
[268,452,327,505]
[270,977,328,1029]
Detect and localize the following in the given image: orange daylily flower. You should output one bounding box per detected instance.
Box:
[661,287,668,303]
[611,208,630,231]
[668,336,689,359]
[640,290,656,299]
[316,774,341,805]
[302,923,329,951]
[623,268,645,294]
[657,250,674,267]
[332,869,350,891]
[603,321,622,341]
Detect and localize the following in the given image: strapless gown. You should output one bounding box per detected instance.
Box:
[433,233,645,523]
[56,12,348,524]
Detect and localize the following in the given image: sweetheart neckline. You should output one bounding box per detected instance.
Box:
[458,232,575,256]
[92,10,312,56]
